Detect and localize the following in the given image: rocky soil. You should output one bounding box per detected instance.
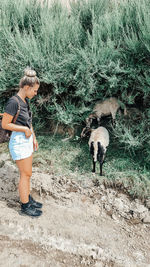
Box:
[0,152,150,267]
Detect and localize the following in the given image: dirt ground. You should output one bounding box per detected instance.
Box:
[0,152,150,267]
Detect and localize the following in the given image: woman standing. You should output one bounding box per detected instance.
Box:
[2,68,42,217]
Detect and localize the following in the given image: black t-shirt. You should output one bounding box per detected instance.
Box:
[5,95,32,129]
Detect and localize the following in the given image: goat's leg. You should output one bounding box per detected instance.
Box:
[112,118,116,125]
[92,159,96,173]
[111,111,117,126]
[100,162,103,176]
[97,117,101,126]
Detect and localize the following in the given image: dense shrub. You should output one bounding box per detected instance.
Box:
[0,0,150,167]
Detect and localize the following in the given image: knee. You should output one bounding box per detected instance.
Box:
[20,170,32,179]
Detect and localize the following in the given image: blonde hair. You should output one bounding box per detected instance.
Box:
[19,67,40,88]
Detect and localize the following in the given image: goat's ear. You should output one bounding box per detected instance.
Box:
[87,128,92,134]
[81,127,92,137]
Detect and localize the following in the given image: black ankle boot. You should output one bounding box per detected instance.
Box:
[29,195,43,209]
[21,202,42,217]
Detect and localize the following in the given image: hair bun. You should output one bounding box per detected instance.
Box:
[24,67,36,77]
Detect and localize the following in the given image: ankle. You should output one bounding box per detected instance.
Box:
[29,194,33,201]
[21,201,30,209]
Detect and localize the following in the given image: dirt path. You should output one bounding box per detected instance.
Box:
[0,154,150,267]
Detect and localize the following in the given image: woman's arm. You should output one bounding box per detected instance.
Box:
[2,113,32,138]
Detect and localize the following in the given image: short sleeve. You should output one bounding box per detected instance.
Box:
[5,97,18,116]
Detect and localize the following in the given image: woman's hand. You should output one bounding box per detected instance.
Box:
[24,127,32,138]
[33,137,39,151]
[30,125,38,151]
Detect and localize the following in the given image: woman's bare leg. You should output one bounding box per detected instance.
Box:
[16,155,32,203]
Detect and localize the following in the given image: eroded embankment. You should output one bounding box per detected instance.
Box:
[0,153,150,267]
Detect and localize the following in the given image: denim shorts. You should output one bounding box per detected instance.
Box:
[9,131,33,161]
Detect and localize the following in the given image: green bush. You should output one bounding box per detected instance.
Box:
[0,0,150,168]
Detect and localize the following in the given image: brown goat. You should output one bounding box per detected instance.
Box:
[86,97,127,128]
